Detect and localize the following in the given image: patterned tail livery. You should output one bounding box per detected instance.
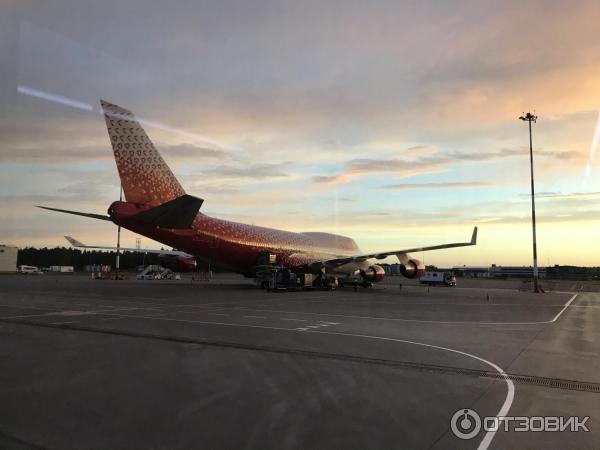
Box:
[101,100,185,207]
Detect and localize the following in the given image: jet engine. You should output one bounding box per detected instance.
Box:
[361,265,386,283]
[176,255,197,272]
[400,259,425,279]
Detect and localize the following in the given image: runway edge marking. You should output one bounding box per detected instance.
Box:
[306,329,514,450]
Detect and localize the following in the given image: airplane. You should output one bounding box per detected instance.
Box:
[64,236,197,272]
[39,100,477,287]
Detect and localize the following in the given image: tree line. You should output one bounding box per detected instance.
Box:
[17,247,163,271]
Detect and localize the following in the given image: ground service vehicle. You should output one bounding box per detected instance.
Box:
[420,271,456,286]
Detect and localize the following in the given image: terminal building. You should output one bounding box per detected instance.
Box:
[383,263,551,279]
[450,266,491,278]
[489,265,547,279]
[452,265,548,279]
[0,245,18,273]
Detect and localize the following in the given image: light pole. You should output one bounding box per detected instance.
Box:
[519,112,540,293]
[115,184,122,280]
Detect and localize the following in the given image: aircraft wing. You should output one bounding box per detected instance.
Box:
[304,227,477,270]
[64,236,193,258]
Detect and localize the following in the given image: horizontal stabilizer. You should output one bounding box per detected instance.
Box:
[37,206,111,221]
[132,194,203,229]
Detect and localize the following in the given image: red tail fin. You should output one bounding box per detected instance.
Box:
[101,100,185,207]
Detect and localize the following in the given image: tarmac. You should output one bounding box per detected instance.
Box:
[0,273,599,449]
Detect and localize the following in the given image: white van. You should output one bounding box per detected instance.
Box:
[18,265,43,275]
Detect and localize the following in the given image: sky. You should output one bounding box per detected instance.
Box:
[1,0,599,267]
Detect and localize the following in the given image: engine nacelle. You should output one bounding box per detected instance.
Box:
[361,265,386,283]
[176,255,197,272]
[400,259,425,279]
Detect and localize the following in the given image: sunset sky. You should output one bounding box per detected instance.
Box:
[1,0,599,266]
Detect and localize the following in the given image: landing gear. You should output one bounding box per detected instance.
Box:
[348,281,372,290]
[313,275,338,290]
[340,277,372,291]
[327,276,339,290]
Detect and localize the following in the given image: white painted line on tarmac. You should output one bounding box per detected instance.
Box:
[197,306,540,326]
[0,312,57,320]
[50,320,80,325]
[0,304,63,312]
[70,311,510,450]
[306,329,514,450]
[296,322,341,331]
[0,293,579,326]
[549,294,578,323]
[280,318,307,322]
[211,295,579,326]
[208,313,228,316]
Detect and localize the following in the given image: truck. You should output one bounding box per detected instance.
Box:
[420,271,456,287]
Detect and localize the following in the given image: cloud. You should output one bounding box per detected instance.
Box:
[0,135,230,166]
[160,143,229,160]
[535,191,600,200]
[345,157,441,174]
[472,210,600,225]
[56,172,119,198]
[538,150,584,160]
[0,143,109,164]
[515,191,600,203]
[333,149,452,180]
[448,147,585,162]
[448,148,525,161]
[199,162,289,180]
[308,146,516,183]
[383,181,491,190]
[312,174,350,184]
[310,144,588,185]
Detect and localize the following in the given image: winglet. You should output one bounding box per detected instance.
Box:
[65,236,86,248]
[471,226,478,245]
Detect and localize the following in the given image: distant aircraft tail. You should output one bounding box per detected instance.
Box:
[100,100,185,207]
[65,236,86,247]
